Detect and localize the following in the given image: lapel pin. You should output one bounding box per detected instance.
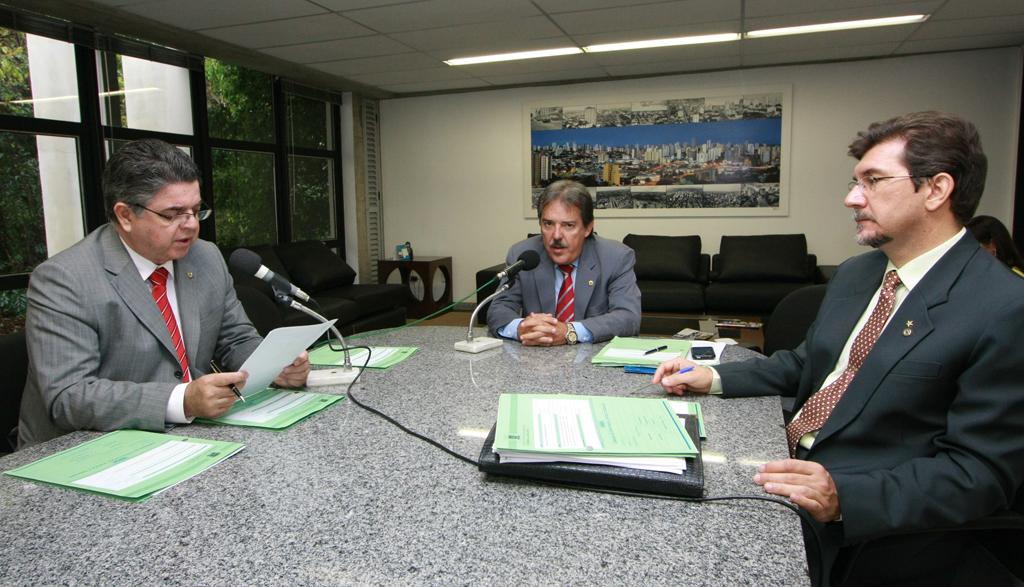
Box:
[902,320,913,336]
[186,272,194,279]
[587,279,594,286]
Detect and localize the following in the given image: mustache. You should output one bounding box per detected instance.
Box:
[853,211,875,222]
[549,239,568,249]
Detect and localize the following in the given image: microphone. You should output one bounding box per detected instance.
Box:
[454,249,541,354]
[229,248,310,302]
[496,250,541,282]
[229,248,357,385]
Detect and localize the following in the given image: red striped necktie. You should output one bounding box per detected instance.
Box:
[556,264,575,323]
[149,267,190,382]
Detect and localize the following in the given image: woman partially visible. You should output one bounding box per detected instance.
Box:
[966,215,1024,278]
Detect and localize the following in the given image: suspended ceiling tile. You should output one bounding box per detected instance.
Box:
[309,52,446,76]
[343,0,541,33]
[744,0,937,19]
[315,0,424,10]
[479,66,611,86]
[120,0,326,31]
[379,78,490,93]
[534,0,676,14]
[929,0,1024,20]
[199,14,375,48]
[573,21,742,47]
[741,41,901,66]
[551,0,741,35]
[425,38,581,62]
[909,15,1024,39]
[388,16,565,52]
[259,35,412,63]
[347,66,475,86]
[602,54,744,76]
[896,32,1024,53]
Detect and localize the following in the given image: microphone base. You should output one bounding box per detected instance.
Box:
[306,367,360,387]
[454,336,504,353]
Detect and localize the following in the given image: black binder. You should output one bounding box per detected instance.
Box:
[478,415,704,497]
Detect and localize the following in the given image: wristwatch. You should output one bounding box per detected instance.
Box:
[564,322,578,345]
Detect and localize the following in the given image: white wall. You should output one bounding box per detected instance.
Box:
[379,48,1022,302]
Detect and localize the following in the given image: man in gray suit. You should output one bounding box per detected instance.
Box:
[487,180,641,345]
[19,139,309,448]
[654,112,1024,585]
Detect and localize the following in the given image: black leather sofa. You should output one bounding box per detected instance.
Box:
[227,241,409,336]
[475,233,825,321]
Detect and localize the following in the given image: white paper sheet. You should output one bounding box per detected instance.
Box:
[237,321,334,396]
[72,441,211,491]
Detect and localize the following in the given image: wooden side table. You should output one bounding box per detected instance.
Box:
[377,256,453,318]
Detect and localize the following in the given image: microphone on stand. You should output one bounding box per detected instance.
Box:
[454,250,540,353]
[230,249,358,385]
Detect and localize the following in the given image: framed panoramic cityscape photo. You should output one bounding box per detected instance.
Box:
[524,86,791,218]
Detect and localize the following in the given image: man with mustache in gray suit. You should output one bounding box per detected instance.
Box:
[18,138,309,448]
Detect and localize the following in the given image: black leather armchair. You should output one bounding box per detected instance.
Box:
[622,234,708,313]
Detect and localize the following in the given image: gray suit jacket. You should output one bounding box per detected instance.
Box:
[486,235,641,342]
[18,224,261,448]
[717,233,1024,573]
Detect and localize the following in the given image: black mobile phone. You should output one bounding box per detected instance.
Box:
[691,347,717,360]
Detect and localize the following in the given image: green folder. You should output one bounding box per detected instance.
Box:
[308,345,418,369]
[3,430,243,502]
[198,388,344,429]
[668,400,707,438]
[493,393,697,457]
[591,336,692,367]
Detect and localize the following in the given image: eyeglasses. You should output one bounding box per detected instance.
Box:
[847,175,926,193]
[135,202,212,225]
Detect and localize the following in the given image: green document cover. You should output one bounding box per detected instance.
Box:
[3,430,243,502]
[308,345,418,369]
[591,337,692,367]
[198,388,344,429]
[493,393,697,457]
[668,400,707,438]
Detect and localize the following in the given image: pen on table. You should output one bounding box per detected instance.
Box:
[209,360,245,402]
[643,345,669,356]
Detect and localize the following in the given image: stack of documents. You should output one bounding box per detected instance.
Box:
[308,345,418,369]
[492,393,698,475]
[4,430,243,502]
[592,336,724,366]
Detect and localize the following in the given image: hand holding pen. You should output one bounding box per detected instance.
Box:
[651,359,711,396]
[210,360,245,402]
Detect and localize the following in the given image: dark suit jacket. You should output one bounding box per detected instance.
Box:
[486,235,641,342]
[18,224,261,448]
[717,233,1024,572]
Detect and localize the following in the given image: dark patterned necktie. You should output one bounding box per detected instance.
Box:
[785,270,901,456]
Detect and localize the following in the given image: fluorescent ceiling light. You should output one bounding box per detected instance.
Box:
[444,47,582,66]
[584,33,741,53]
[746,14,929,38]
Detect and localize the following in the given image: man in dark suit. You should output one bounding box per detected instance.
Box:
[487,180,641,345]
[654,112,1024,585]
[19,138,309,447]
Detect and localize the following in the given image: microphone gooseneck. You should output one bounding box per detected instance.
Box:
[229,248,311,302]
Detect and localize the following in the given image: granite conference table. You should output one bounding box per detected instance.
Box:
[0,326,808,586]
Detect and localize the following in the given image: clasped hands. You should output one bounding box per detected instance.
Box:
[653,357,841,522]
[517,312,569,346]
[183,351,310,419]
